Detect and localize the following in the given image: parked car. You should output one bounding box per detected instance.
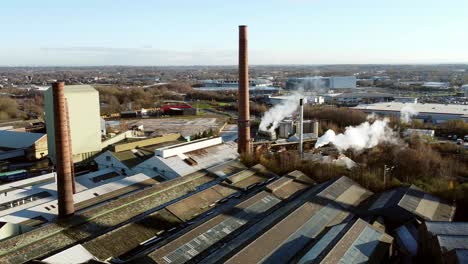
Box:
[456,139,463,145]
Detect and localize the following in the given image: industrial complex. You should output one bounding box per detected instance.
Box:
[0,25,466,264]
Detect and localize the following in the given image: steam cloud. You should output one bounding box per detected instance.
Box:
[314,117,398,151]
[259,92,302,132]
[400,104,419,123]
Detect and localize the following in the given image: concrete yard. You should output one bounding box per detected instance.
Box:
[128,118,223,137]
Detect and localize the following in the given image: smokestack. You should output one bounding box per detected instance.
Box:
[299,98,304,156]
[52,81,75,218]
[238,25,251,154]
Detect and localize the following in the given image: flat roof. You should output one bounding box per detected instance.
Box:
[354,102,468,116]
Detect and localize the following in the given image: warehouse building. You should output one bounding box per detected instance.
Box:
[297,218,393,263]
[286,76,357,90]
[354,102,468,123]
[418,221,468,264]
[44,85,102,163]
[0,131,47,161]
[95,137,239,179]
[323,92,394,106]
[364,185,456,226]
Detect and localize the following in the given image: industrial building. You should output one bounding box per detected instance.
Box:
[94,137,239,179]
[354,102,468,123]
[322,92,394,106]
[0,131,47,161]
[1,26,466,264]
[286,76,357,90]
[364,185,456,225]
[0,162,462,264]
[418,221,468,264]
[195,78,281,95]
[44,84,102,163]
[268,95,324,106]
[422,82,450,89]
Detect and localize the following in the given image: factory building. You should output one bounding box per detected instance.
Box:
[94,137,239,179]
[0,131,47,161]
[286,76,356,90]
[45,85,102,163]
[354,102,468,123]
[323,92,394,106]
[364,185,456,225]
[422,82,450,89]
[268,95,324,106]
[418,221,468,264]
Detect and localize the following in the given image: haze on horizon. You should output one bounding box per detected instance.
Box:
[2,0,468,66]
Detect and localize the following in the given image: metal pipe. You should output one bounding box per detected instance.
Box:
[52,81,75,218]
[238,25,251,154]
[299,98,304,156]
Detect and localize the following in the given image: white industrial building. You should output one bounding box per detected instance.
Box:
[268,95,324,106]
[44,85,102,163]
[322,92,394,106]
[94,137,239,179]
[422,82,450,89]
[286,76,356,90]
[354,102,468,123]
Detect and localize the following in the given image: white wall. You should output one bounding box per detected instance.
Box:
[45,85,102,163]
[155,137,223,158]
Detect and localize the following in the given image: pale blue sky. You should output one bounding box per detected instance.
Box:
[1,0,467,66]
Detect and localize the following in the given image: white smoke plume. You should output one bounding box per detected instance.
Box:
[314,117,398,151]
[259,92,302,132]
[400,104,418,123]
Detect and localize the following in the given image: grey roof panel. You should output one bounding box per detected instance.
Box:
[160,194,281,264]
[0,131,45,149]
[338,226,384,264]
[262,203,344,264]
[426,222,468,236]
[297,223,349,264]
[437,235,468,252]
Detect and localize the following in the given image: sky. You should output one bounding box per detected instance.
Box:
[1,0,468,66]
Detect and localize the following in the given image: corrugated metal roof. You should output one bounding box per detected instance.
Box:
[262,203,345,263]
[319,219,393,264]
[395,225,418,255]
[317,176,373,207]
[0,131,45,149]
[297,223,349,264]
[339,225,384,263]
[157,193,281,264]
[368,185,455,222]
[425,221,468,236]
[437,235,468,251]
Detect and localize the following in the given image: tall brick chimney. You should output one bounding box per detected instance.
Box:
[52,81,75,218]
[238,25,251,154]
